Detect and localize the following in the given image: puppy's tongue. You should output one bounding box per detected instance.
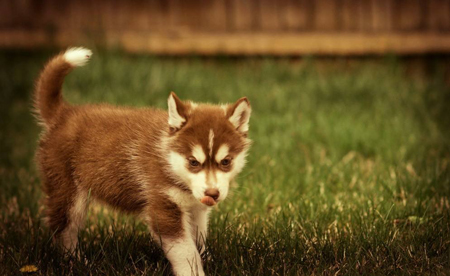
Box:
[200,196,216,206]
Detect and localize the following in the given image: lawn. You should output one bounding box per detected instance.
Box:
[0,50,449,275]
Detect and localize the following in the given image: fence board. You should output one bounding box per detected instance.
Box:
[359,0,374,31]
[0,0,13,27]
[314,0,338,30]
[118,0,152,31]
[395,0,425,31]
[278,0,312,31]
[427,0,450,31]
[258,0,280,30]
[202,0,228,31]
[341,0,362,31]
[371,0,393,31]
[1,0,450,55]
[230,0,256,31]
[3,30,450,55]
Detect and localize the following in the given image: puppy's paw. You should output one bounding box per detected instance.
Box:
[64,47,93,67]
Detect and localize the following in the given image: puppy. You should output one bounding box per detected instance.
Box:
[33,48,251,276]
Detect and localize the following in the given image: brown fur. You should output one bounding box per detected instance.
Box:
[36,102,189,238]
[150,193,184,237]
[34,53,190,240]
[34,51,249,243]
[170,104,250,173]
[34,50,250,276]
[34,53,72,125]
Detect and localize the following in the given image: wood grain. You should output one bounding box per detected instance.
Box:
[2,29,450,55]
[1,0,450,55]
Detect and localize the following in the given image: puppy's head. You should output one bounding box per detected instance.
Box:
[166,92,251,206]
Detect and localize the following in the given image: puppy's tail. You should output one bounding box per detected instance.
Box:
[34,47,92,127]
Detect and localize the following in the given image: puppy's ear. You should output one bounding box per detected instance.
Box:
[168,92,188,132]
[227,97,251,136]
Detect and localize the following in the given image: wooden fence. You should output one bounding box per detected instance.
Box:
[1,0,450,55]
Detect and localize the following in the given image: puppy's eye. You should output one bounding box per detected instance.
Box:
[220,157,232,167]
[188,157,200,167]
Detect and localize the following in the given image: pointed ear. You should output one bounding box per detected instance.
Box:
[227,97,251,135]
[168,92,187,132]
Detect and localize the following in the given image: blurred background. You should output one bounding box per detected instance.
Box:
[1,0,450,55]
[1,1,450,275]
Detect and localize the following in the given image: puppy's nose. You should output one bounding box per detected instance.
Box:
[204,188,220,201]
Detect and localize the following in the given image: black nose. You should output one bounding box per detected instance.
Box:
[205,188,220,200]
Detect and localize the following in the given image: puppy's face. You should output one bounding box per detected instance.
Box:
[166,93,251,206]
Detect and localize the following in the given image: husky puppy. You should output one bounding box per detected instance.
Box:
[34,48,251,276]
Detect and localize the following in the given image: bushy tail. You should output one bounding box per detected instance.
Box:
[34,47,92,127]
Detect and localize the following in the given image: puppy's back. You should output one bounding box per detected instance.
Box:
[38,104,168,213]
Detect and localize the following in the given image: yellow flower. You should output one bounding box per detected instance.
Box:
[19,265,38,273]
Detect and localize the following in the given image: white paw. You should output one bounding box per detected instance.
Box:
[64,47,93,67]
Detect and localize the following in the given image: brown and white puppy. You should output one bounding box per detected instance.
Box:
[34,48,251,276]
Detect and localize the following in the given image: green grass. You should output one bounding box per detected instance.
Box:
[1,50,450,275]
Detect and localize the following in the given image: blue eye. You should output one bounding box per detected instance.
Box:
[189,158,200,167]
[220,158,231,167]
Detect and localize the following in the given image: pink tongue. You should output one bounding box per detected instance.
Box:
[201,196,216,206]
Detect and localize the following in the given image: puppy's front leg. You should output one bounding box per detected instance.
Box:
[148,198,204,276]
[190,207,210,254]
[162,235,204,276]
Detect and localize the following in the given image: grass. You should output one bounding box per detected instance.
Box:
[1,50,450,275]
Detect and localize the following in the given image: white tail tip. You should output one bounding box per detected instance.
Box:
[64,47,92,67]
